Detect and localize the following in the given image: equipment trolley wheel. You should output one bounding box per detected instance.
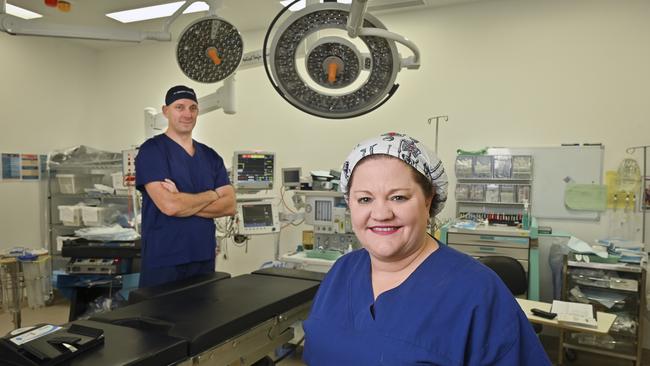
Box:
[252,356,275,366]
[564,348,578,362]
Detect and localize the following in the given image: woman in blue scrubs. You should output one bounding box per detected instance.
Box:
[303,132,551,365]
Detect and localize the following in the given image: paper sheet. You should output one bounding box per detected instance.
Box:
[551,300,597,327]
[568,236,608,258]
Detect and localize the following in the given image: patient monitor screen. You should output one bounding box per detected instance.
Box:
[242,204,275,228]
[235,152,274,190]
[282,168,301,188]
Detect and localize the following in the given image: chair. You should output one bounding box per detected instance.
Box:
[478,256,543,333]
[478,256,528,296]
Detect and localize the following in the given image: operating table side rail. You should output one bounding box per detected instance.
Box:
[177,301,312,366]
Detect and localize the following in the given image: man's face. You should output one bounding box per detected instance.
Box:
[163,99,199,135]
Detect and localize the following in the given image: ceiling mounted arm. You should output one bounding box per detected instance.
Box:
[357,27,420,69]
[346,0,420,69]
[206,0,224,16]
[346,0,368,38]
[162,0,213,34]
[0,12,170,41]
[0,0,180,42]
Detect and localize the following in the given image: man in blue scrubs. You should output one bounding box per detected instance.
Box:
[135,85,236,288]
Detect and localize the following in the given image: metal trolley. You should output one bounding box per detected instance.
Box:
[0,255,52,330]
[560,256,646,365]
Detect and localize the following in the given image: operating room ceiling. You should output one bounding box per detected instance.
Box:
[6,0,486,49]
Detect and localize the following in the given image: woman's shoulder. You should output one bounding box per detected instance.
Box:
[430,244,493,275]
[314,249,368,291]
[424,244,509,294]
[308,250,368,313]
[328,249,368,274]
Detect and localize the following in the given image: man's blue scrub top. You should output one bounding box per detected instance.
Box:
[303,244,551,365]
[135,134,230,268]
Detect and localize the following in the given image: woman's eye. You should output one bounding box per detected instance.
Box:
[391,195,407,201]
[357,197,371,204]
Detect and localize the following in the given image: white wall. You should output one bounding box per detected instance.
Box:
[0,33,99,249]
[1,0,649,282]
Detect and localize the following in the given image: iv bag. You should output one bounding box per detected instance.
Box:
[617,158,641,192]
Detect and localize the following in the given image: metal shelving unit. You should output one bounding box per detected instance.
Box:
[45,155,139,273]
[560,256,646,365]
[454,154,533,225]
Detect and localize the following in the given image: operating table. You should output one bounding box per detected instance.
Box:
[2,268,323,366]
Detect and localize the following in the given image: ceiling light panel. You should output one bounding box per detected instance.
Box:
[106,1,208,24]
[6,3,43,20]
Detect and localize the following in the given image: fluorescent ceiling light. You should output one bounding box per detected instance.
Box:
[106,1,209,24]
[280,0,306,11]
[280,0,351,12]
[6,3,43,20]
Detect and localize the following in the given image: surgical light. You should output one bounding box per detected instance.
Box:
[176,16,243,83]
[263,0,420,119]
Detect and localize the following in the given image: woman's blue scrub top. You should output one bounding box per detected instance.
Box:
[303,244,551,365]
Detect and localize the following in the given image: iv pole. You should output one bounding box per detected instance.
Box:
[427,115,449,154]
[626,145,650,245]
[426,115,449,236]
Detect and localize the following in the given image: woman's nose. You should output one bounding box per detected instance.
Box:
[370,201,394,221]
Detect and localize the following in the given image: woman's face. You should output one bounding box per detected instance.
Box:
[348,157,432,262]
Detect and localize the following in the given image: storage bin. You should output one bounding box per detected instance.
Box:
[56,173,103,194]
[19,255,51,309]
[81,206,114,226]
[58,205,82,226]
[111,172,126,189]
[610,277,638,292]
